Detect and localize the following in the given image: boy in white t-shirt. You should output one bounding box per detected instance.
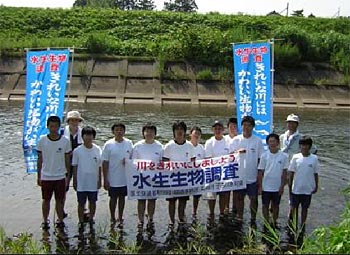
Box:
[163,121,195,230]
[37,116,71,230]
[230,116,264,226]
[258,133,288,230]
[288,136,319,234]
[204,120,230,226]
[72,126,102,231]
[102,123,133,228]
[132,123,163,232]
[189,126,205,220]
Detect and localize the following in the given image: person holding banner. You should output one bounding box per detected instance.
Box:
[189,126,205,221]
[37,116,71,230]
[224,117,238,215]
[230,116,264,227]
[163,121,195,231]
[204,120,230,226]
[132,123,163,232]
[102,123,133,229]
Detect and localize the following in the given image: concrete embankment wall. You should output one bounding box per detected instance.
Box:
[0,56,349,109]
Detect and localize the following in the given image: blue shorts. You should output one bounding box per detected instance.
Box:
[77,191,98,205]
[108,186,127,197]
[290,193,312,209]
[262,191,281,206]
[237,182,258,197]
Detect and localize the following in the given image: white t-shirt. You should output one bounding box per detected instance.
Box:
[191,142,205,160]
[37,135,71,180]
[288,153,320,195]
[204,136,230,158]
[230,134,264,184]
[258,150,289,192]
[101,138,133,187]
[163,140,194,161]
[132,140,163,161]
[72,144,102,192]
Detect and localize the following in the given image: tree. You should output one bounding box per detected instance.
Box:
[73,0,112,7]
[163,0,198,12]
[135,0,156,10]
[111,0,137,10]
[291,9,304,17]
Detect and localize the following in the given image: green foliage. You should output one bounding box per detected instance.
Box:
[196,69,214,80]
[300,189,350,254]
[0,227,48,254]
[0,6,349,72]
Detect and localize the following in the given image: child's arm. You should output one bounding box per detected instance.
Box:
[72,166,77,191]
[257,169,263,195]
[37,152,43,186]
[279,169,287,195]
[102,161,110,190]
[312,173,319,194]
[65,153,71,189]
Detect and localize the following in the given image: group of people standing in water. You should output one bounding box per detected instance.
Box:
[36,110,319,237]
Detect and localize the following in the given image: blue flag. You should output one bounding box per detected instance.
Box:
[233,42,272,147]
[23,50,70,173]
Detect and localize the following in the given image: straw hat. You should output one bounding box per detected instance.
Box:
[66,111,84,122]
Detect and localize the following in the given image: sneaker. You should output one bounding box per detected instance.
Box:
[146,219,154,230]
[137,221,144,229]
[117,219,124,229]
[41,221,50,230]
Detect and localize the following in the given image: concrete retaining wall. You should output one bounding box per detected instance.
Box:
[0,56,349,109]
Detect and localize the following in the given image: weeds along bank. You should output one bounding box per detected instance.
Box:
[0,6,349,78]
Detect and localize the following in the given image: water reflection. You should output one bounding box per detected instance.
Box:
[0,101,349,253]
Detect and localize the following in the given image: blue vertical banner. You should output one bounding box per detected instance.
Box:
[233,42,272,147]
[23,49,70,173]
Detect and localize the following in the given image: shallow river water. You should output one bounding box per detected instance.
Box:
[0,101,349,253]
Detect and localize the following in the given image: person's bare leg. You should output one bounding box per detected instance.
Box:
[137,200,146,224]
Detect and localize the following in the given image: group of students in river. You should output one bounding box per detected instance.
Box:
[36,110,319,236]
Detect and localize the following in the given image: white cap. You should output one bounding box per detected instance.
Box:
[66,111,84,122]
[286,114,299,123]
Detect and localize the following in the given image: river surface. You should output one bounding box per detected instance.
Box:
[0,101,349,253]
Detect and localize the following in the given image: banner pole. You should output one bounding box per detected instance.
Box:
[63,46,75,123]
[270,38,275,133]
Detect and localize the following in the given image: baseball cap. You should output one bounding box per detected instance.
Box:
[286,114,299,123]
[212,120,224,127]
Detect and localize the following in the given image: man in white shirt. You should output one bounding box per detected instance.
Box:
[163,121,194,230]
[102,123,133,229]
[230,116,264,226]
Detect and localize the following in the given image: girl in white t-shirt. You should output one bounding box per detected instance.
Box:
[72,126,102,231]
[102,123,133,228]
[189,126,205,220]
[204,120,230,226]
[132,124,163,232]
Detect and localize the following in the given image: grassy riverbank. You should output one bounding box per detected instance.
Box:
[0,6,349,77]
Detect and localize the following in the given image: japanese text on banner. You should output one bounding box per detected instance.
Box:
[126,153,245,199]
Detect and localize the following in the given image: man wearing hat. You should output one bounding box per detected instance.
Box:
[63,110,84,217]
[280,114,317,160]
